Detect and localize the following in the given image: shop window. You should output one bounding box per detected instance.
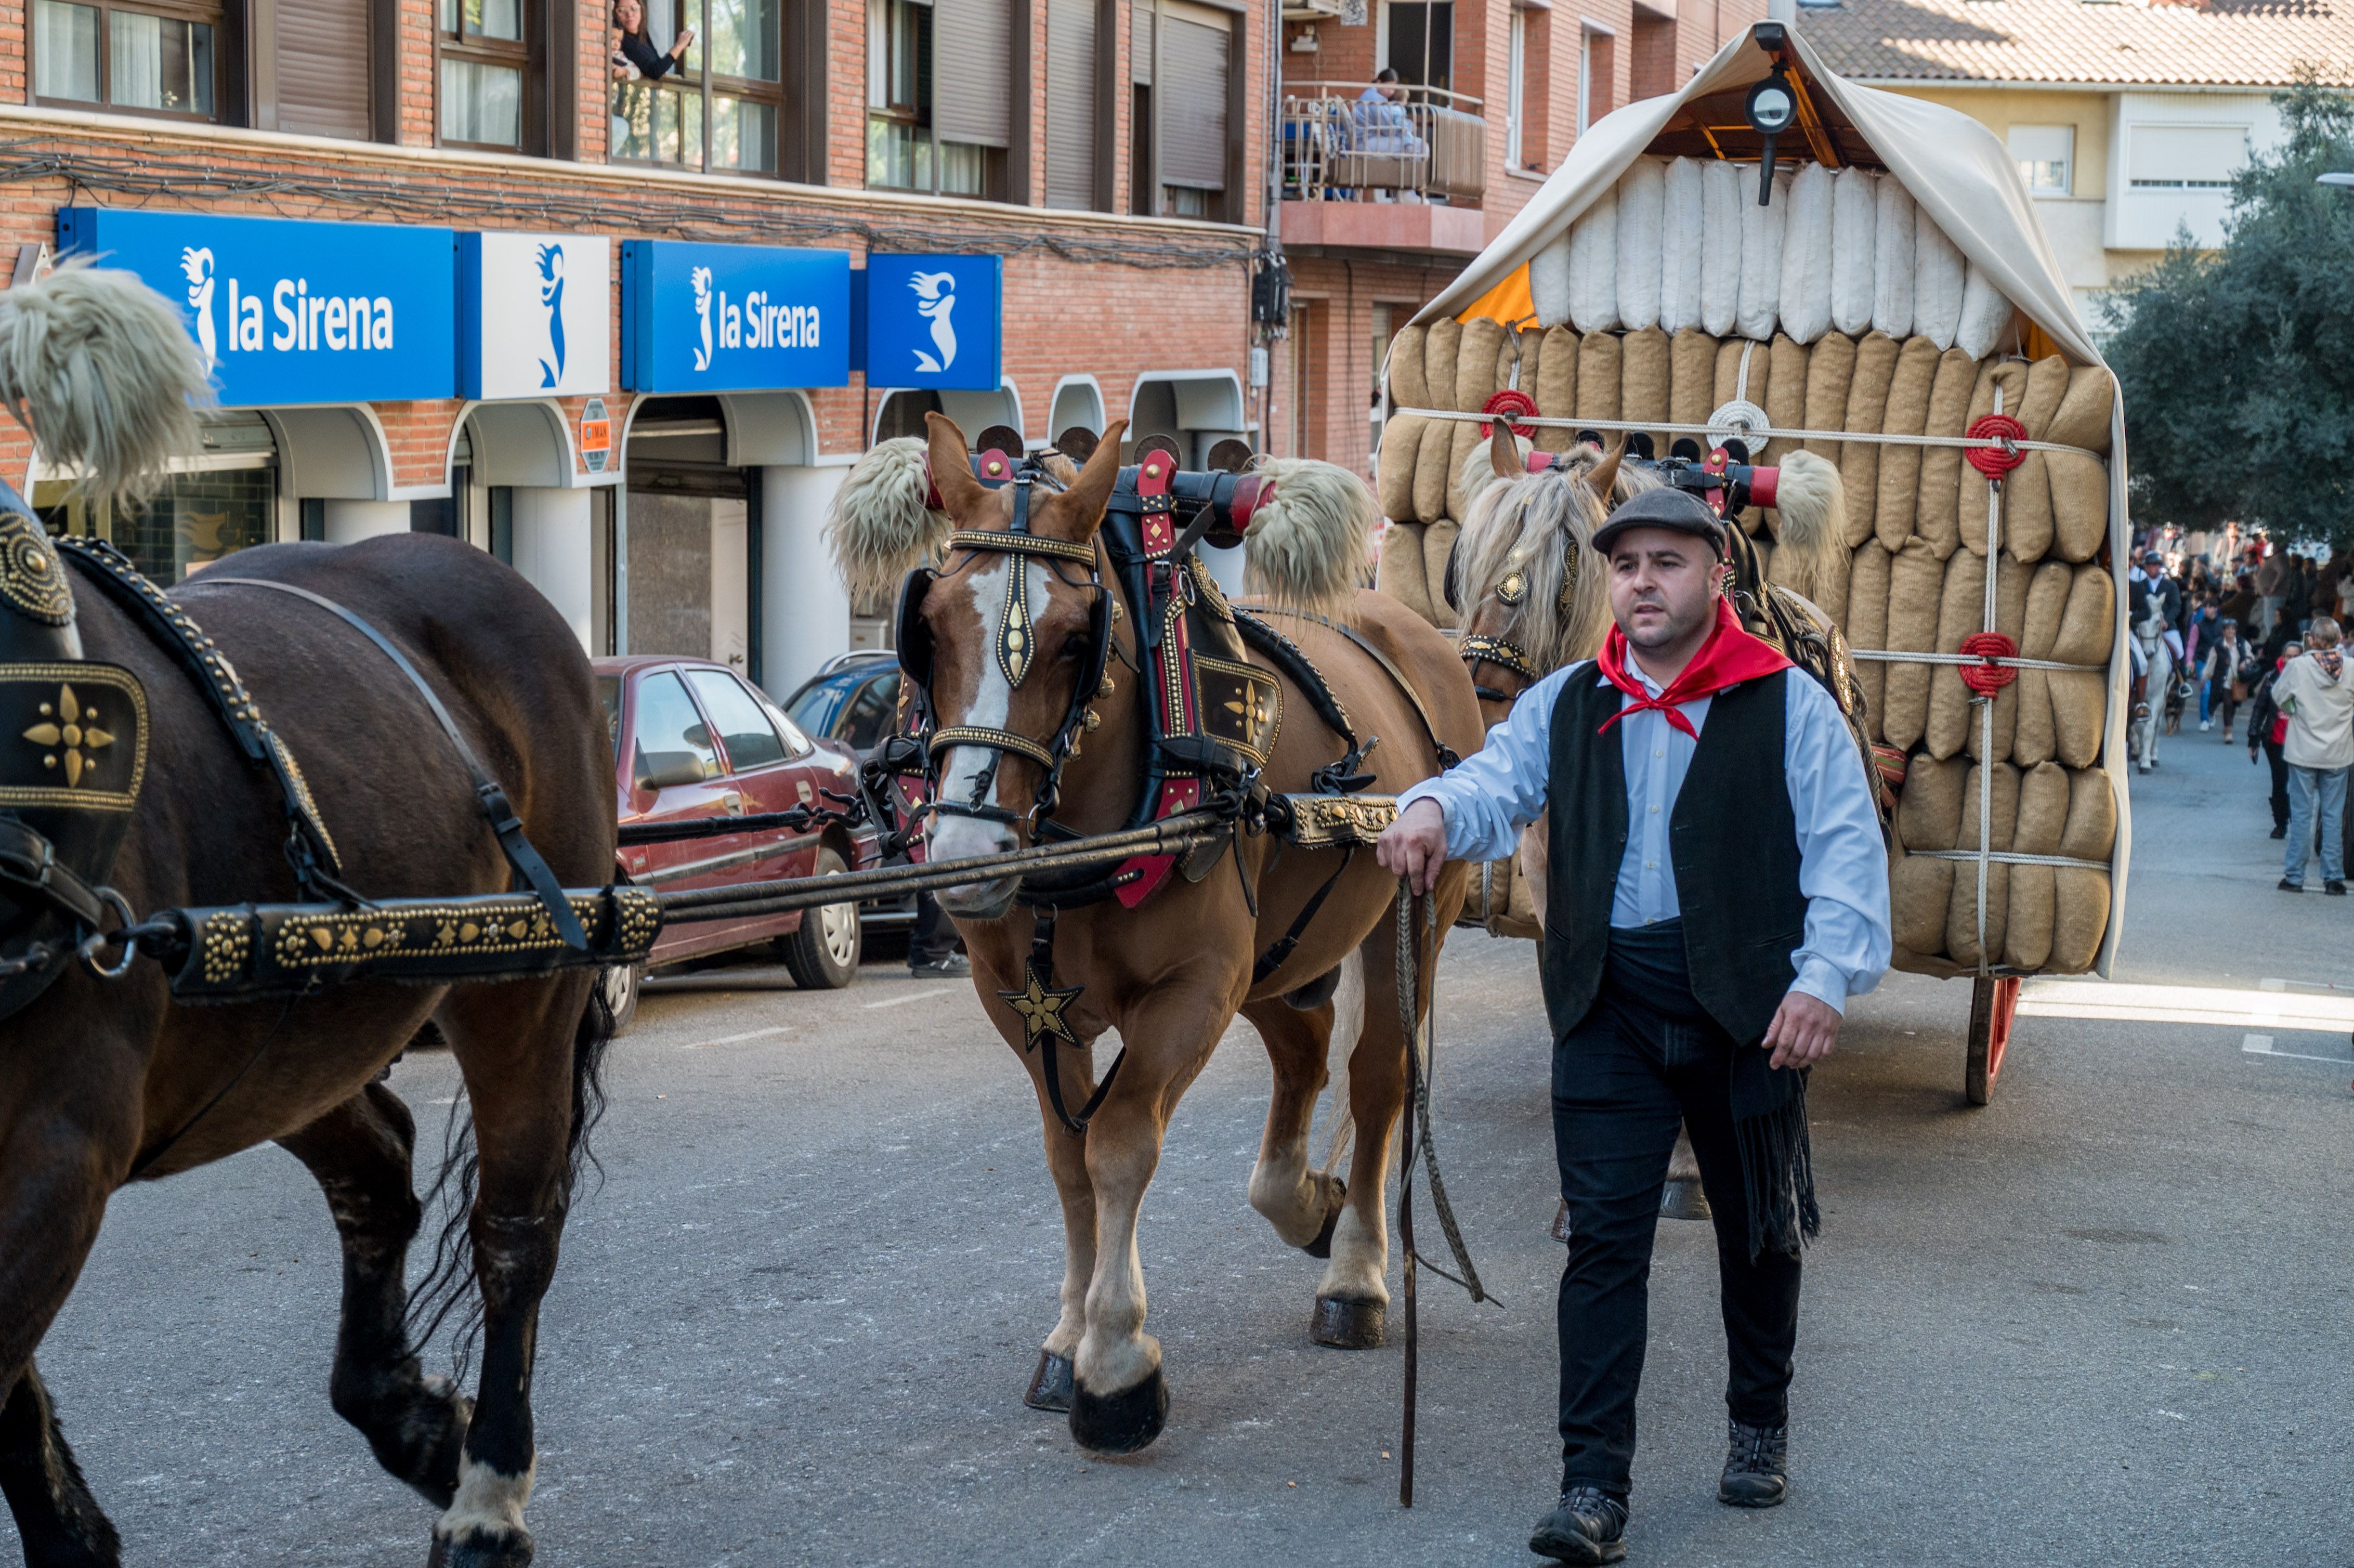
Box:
[35,0,219,119]
[1132,0,1240,221]
[612,0,786,173]
[34,413,278,583]
[867,0,1010,200]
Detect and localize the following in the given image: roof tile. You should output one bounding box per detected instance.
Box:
[1800,0,2354,87]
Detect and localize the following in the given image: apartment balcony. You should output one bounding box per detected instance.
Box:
[1278,83,1488,257]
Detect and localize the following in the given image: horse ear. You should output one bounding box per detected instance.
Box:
[1585,436,1626,506]
[923,411,987,519]
[1490,429,1525,481]
[1044,416,1128,540]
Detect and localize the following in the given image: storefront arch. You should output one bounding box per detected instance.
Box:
[1126,370,1249,468]
[1048,376,1106,443]
[872,382,1026,447]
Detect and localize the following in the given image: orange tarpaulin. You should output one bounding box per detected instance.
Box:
[1455,263,1534,330]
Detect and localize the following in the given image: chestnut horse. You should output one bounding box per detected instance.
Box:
[854,413,1483,1454]
[0,267,613,1567]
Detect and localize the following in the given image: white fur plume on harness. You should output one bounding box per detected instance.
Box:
[1240,458,1374,622]
[1763,448,1846,612]
[0,261,208,511]
[825,436,952,606]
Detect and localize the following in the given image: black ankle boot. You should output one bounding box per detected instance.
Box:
[1529,1485,1628,1563]
[1719,1417,1788,1507]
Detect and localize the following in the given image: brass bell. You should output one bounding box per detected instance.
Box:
[1098,673,1116,697]
[1068,738,1082,758]
[1083,710,1101,731]
[1110,600,1123,621]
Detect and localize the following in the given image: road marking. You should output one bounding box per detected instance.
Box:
[864,987,964,1009]
[2241,1033,2349,1066]
[2018,979,2354,1032]
[687,1025,794,1049]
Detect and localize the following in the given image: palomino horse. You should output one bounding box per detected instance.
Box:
[832,413,1482,1454]
[0,266,613,1567]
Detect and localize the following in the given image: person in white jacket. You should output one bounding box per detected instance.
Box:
[2273,616,2352,894]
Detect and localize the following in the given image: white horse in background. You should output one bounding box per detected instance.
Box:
[2129,601,2174,774]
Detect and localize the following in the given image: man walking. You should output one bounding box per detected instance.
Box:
[2274,616,2351,895]
[1377,488,1890,1564]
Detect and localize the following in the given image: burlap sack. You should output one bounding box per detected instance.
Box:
[1621,326,1672,454]
[1915,347,1978,559]
[1875,336,1940,552]
[1457,317,1506,413]
[1494,331,1520,404]
[1412,416,1454,524]
[1925,548,1984,759]
[1513,324,1542,399]
[1444,417,1482,521]
[1423,518,1462,624]
[2003,760,2070,970]
[1577,331,1622,423]
[2050,563,2115,667]
[2050,767,2118,973]
[2002,355,2071,565]
[1388,324,1430,410]
[2046,365,2116,454]
[1965,553,2030,763]
[1670,329,1717,439]
[1803,331,1854,465]
[1847,539,1892,742]
[1762,333,1809,468]
[1378,413,1425,522]
[2049,452,2109,562]
[1899,751,1967,852]
[1425,317,1461,413]
[1714,336,1764,413]
[2049,671,2105,769]
[2012,560,2074,767]
[1536,326,1579,453]
[1891,848,1954,958]
[1881,538,1944,750]
[1839,332,1898,548]
[1378,521,1435,624]
[1955,358,2028,557]
[1945,761,2020,965]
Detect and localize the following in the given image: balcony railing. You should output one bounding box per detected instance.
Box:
[1280,82,1486,205]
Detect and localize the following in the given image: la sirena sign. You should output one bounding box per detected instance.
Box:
[620,240,849,393]
[460,233,611,401]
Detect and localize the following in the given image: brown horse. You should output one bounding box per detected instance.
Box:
[0,270,614,1568]
[845,413,1483,1454]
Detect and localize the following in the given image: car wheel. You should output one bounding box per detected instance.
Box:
[779,847,861,989]
[599,961,645,1036]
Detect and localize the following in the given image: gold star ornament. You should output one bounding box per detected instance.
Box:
[23,683,115,788]
[999,961,1084,1050]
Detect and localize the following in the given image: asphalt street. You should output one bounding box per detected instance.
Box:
[18,717,2353,1567]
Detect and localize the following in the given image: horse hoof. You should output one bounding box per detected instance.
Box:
[1068,1367,1168,1454]
[428,1526,534,1568]
[1550,1198,1572,1245]
[1659,1177,1711,1222]
[1025,1350,1075,1413]
[1311,1294,1386,1348]
[1302,1185,1347,1259]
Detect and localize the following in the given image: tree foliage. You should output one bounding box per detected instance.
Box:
[2105,81,2354,550]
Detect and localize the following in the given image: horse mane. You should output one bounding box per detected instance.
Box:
[1764,448,1847,615]
[1454,461,1615,672]
[825,436,952,606]
[1241,457,1375,621]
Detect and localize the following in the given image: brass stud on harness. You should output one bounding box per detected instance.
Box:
[1098,673,1116,697]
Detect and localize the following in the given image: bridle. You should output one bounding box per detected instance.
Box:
[895,455,1118,837]
[1458,560,1576,707]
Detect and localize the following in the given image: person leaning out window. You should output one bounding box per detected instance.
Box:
[611,0,694,156]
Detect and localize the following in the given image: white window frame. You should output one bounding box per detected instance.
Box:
[1576,18,1610,136]
[2007,123,2075,198]
[1505,7,1525,166]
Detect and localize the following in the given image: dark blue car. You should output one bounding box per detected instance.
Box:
[783,650,914,931]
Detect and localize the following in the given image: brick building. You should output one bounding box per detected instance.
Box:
[1274,0,1763,479]
[0,0,1275,695]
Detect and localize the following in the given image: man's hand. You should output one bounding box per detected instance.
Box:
[1376,799,1449,895]
[1762,990,1842,1070]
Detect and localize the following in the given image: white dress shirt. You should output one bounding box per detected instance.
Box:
[1398,658,1892,1014]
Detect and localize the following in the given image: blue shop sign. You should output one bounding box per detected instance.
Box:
[55,207,456,407]
[862,254,1003,392]
[620,241,849,393]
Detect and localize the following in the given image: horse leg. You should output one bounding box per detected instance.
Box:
[1023,1040,1099,1415]
[276,1081,473,1507]
[1241,974,1353,1255]
[0,1361,117,1568]
[428,975,597,1568]
[1312,921,1413,1349]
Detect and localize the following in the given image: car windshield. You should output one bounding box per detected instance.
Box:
[597,676,622,762]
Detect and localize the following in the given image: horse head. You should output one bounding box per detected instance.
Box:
[1449,436,1621,726]
[910,410,1127,915]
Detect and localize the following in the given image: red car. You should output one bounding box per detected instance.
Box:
[596,657,876,1029]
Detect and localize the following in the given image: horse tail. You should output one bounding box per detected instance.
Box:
[403,976,616,1373]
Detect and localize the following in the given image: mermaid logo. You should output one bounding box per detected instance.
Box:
[690,266,714,372]
[178,246,216,367]
[909,270,958,375]
[535,243,566,389]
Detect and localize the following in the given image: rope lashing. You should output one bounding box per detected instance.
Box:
[1958,631,2021,697]
[1480,389,1538,442]
[1965,413,2028,479]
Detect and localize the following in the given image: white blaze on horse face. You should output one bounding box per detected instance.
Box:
[930,552,1053,867]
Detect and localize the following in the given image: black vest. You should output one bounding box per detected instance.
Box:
[1538,665,1808,1046]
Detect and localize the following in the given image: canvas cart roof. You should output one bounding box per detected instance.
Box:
[1413,20,2104,369]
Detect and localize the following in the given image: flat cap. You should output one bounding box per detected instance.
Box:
[1590,485,1728,558]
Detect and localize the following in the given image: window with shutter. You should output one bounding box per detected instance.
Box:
[1044,0,1097,210]
[1155,0,1228,216]
[277,0,370,139]
[865,0,1008,199]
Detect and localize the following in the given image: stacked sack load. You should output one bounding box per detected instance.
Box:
[1377,155,2124,974]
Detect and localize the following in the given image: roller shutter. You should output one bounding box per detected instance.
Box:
[1046,0,1098,208]
[276,0,372,139]
[1157,0,1227,191]
[934,0,1012,148]
[1130,0,1151,83]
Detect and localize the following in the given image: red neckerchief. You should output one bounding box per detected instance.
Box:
[1594,597,1794,738]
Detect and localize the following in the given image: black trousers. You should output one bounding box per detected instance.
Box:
[908,892,959,964]
[1552,923,1801,1499]
[2264,737,2291,829]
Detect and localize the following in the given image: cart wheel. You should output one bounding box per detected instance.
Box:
[1964,974,2021,1106]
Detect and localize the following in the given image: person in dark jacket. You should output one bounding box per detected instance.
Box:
[612,0,692,80]
[2248,642,2301,838]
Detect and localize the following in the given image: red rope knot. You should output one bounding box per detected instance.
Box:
[1481,389,1538,441]
[1959,631,2019,696]
[1966,414,2027,479]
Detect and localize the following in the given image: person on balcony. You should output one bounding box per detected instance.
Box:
[1354,69,1428,158]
